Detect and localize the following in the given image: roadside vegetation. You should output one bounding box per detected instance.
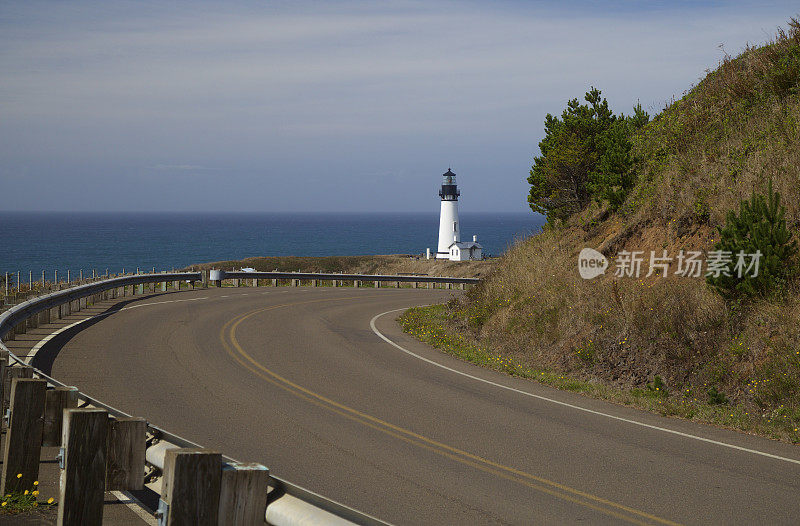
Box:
[188,254,494,279]
[402,19,800,442]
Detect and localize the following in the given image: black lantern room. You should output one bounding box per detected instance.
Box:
[439,168,460,201]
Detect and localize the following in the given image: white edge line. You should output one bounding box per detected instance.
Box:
[369,307,800,466]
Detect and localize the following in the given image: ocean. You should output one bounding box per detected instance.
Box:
[0,212,544,278]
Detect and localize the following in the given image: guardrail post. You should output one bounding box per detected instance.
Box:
[160,448,221,526]
[0,350,7,403]
[291,279,298,287]
[271,278,277,287]
[332,278,338,287]
[58,408,109,526]
[460,283,466,290]
[106,417,146,491]
[395,280,400,288]
[1,378,46,495]
[412,281,417,288]
[253,278,258,287]
[354,280,359,288]
[42,386,79,446]
[374,280,379,288]
[218,462,269,525]
[3,366,34,415]
[174,280,180,291]
[428,282,434,289]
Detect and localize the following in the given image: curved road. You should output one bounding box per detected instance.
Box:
[29,287,800,524]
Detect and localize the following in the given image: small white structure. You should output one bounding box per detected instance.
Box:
[448,235,483,261]
[427,168,482,261]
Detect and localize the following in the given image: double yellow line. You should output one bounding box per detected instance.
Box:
[219,298,680,526]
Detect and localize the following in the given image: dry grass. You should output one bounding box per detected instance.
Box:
[187,254,494,279]
[409,20,800,441]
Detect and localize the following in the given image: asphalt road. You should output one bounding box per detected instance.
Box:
[28,286,800,525]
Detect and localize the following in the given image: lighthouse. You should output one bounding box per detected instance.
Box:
[428,168,483,261]
[437,168,460,258]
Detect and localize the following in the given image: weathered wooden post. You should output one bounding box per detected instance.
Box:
[106,417,146,491]
[354,280,360,288]
[374,280,380,288]
[311,279,317,287]
[428,282,434,289]
[0,349,8,402]
[291,279,298,287]
[3,366,34,414]
[42,386,79,446]
[1,378,47,495]
[271,278,277,287]
[218,462,269,525]
[460,282,466,290]
[253,278,258,287]
[160,448,221,526]
[59,408,108,526]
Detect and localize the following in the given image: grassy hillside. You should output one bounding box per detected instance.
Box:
[403,20,800,441]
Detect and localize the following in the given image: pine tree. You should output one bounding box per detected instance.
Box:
[707,181,798,297]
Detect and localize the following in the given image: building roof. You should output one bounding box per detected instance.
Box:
[448,241,482,249]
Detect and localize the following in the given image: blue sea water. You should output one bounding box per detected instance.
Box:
[0,212,544,278]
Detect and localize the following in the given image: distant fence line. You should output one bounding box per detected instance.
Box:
[0,270,475,525]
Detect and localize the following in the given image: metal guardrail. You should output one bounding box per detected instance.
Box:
[0,271,472,525]
[213,270,480,285]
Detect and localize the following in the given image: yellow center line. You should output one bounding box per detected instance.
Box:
[219,298,681,526]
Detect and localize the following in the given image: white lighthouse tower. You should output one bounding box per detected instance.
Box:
[436,168,461,258]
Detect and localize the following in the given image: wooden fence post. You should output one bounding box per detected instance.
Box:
[161,448,221,526]
[106,417,146,491]
[42,386,79,446]
[0,349,7,407]
[1,378,47,495]
[58,408,109,526]
[218,462,269,526]
[3,365,34,415]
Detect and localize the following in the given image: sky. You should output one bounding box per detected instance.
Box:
[0,1,797,213]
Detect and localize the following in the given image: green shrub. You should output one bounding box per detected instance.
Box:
[707,385,729,405]
[707,181,797,298]
[647,375,668,397]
